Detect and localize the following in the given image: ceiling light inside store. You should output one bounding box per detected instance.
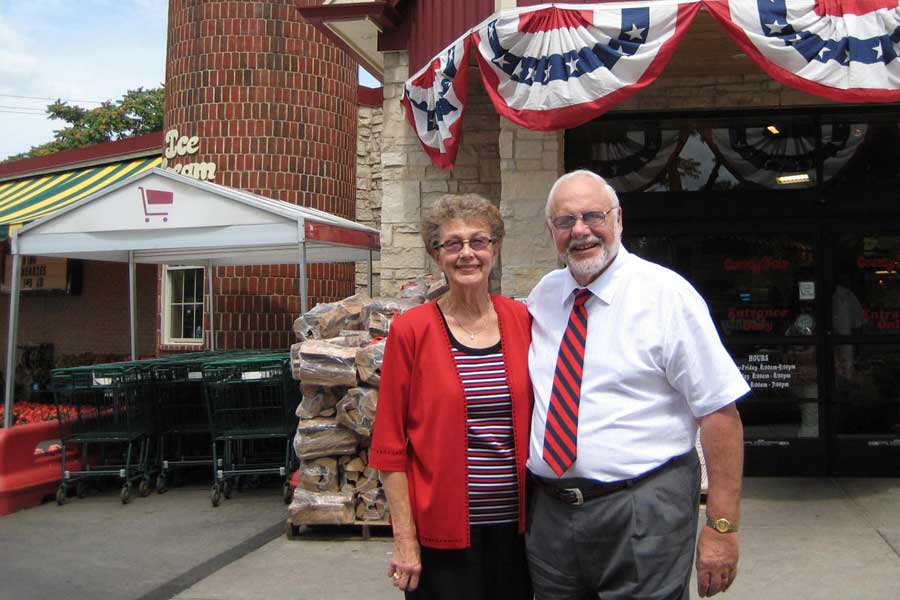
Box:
[766,125,780,135]
[776,173,810,185]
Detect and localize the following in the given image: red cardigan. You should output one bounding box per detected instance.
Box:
[369,295,533,549]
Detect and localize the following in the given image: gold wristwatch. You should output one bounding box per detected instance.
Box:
[705,515,739,533]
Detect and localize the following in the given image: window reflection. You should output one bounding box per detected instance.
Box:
[834,233,900,335]
[566,114,891,192]
[833,345,900,437]
[632,234,816,337]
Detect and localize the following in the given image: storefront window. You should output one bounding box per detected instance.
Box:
[566,112,898,192]
[833,233,900,336]
[164,266,205,344]
[632,233,816,338]
[832,345,900,438]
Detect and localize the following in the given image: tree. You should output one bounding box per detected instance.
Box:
[4,86,165,162]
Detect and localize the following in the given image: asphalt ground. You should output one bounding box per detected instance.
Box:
[2,478,898,600]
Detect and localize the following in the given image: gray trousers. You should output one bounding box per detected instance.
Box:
[525,450,701,600]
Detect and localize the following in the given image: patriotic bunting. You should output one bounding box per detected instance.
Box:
[474,1,700,130]
[705,0,900,103]
[403,1,900,169]
[402,37,472,169]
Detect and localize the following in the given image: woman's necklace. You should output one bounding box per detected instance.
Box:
[448,306,493,341]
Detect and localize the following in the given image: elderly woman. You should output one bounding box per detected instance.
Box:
[369,194,533,600]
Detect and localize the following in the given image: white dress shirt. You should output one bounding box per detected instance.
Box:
[527,245,750,481]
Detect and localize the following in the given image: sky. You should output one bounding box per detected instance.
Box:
[0,0,380,163]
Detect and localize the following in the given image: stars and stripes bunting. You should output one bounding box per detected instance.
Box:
[403,1,900,169]
[542,288,592,477]
[704,0,900,102]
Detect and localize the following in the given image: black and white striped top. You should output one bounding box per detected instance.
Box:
[439,308,519,526]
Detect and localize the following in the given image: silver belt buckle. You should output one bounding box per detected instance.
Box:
[561,487,584,506]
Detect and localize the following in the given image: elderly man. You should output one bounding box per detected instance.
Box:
[526,170,748,599]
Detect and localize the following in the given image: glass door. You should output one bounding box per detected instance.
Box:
[630,226,827,475]
[826,230,900,476]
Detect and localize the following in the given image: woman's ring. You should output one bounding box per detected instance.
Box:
[392,572,401,580]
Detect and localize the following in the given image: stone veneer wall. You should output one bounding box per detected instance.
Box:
[356,103,383,295]
[380,52,501,296]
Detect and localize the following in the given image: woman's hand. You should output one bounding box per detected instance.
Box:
[381,471,421,591]
[388,534,422,591]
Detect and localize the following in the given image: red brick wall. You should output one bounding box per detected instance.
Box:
[164,0,359,350]
[0,260,157,371]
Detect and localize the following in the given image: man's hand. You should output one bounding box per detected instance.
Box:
[695,527,738,597]
[388,535,422,592]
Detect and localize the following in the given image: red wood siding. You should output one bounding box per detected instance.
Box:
[381,0,494,74]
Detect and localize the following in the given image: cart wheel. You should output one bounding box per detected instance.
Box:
[286,522,298,540]
[283,482,293,504]
[76,481,87,499]
[120,484,132,505]
[223,480,233,499]
[210,484,222,507]
[138,479,151,497]
[156,473,168,494]
[56,485,68,506]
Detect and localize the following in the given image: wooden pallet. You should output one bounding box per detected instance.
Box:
[286,517,390,540]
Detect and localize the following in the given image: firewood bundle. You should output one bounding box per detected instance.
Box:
[287,275,445,525]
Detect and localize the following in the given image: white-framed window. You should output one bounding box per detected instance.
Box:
[163,266,205,345]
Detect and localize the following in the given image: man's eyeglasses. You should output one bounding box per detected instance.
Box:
[549,207,619,230]
[436,236,494,253]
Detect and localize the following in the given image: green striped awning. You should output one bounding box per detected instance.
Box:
[0,156,162,238]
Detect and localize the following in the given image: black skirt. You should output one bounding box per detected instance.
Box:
[404,523,533,600]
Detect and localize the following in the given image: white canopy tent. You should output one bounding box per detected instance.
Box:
[4,167,380,426]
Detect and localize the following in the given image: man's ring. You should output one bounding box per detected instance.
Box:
[392,572,401,580]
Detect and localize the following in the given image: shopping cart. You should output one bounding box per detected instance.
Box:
[139,186,173,223]
[202,353,299,506]
[52,362,155,504]
[151,353,216,492]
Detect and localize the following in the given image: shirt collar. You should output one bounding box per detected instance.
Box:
[560,244,631,306]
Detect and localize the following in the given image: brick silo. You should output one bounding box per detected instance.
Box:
[164,0,358,350]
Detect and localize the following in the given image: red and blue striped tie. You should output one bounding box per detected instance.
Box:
[542,288,591,477]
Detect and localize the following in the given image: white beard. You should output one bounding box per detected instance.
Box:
[563,235,618,282]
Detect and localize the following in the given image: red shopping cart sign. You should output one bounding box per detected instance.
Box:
[139,186,174,223]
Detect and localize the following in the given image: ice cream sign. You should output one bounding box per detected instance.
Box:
[159,128,217,181]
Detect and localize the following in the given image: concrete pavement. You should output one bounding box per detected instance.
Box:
[2,478,898,599]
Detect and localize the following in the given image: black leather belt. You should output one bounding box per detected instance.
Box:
[532,476,630,506]
[530,450,694,507]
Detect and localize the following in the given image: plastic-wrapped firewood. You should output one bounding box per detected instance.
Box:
[426,274,449,300]
[294,340,359,386]
[336,386,378,437]
[356,339,385,386]
[296,385,345,419]
[296,457,340,492]
[366,298,420,336]
[293,418,359,460]
[339,293,373,330]
[356,487,389,522]
[293,302,351,341]
[289,489,355,525]
[338,330,373,347]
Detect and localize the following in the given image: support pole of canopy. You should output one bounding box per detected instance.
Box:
[3,253,22,428]
[368,249,374,296]
[299,242,308,315]
[128,251,137,361]
[207,259,216,351]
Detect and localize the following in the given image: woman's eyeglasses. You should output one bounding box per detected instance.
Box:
[549,206,619,230]
[436,236,494,253]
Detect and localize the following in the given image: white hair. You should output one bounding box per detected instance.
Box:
[545,170,620,219]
